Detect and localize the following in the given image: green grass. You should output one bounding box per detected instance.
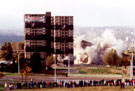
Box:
[3,72,19,76]
[0,79,13,82]
[78,68,112,74]
[77,66,124,75]
[79,70,87,74]
[89,69,112,74]
[111,66,122,70]
[2,72,67,78]
[2,66,125,76]
[0,88,4,91]
[0,83,4,91]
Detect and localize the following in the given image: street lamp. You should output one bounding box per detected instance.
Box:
[130,51,133,80]
[18,53,20,73]
[130,31,135,80]
[68,55,70,77]
[126,31,135,80]
[53,54,56,82]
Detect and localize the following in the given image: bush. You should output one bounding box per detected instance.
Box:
[79,70,87,74]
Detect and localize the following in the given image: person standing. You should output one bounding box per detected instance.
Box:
[4,82,8,90]
[9,83,12,90]
[121,78,125,88]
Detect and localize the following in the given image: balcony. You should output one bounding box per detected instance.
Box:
[25,46,47,52]
[25,22,45,28]
[25,34,47,40]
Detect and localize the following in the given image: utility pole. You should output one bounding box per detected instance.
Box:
[126,31,134,80]
[53,54,56,82]
[130,31,135,80]
[18,53,20,73]
[53,16,56,82]
[130,51,133,80]
[68,55,70,77]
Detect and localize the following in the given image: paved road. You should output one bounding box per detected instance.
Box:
[0,75,122,83]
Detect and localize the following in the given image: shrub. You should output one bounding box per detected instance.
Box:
[79,70,87,74]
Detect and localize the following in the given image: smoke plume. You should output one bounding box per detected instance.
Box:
[74,29,127,64]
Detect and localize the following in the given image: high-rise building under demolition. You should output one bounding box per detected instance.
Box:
[24,12,73,62]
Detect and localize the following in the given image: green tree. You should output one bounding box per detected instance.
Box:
[30,52,42,73]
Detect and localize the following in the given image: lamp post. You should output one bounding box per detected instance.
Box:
[126,31,134,80]
[68,55,70,77]
[130,31,135,80]
[53,54,56,82]
[130,51,133,80]
[18,53,20,73]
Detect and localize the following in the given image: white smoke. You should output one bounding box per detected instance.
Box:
[98,29,127,55]
[74,29,127,64]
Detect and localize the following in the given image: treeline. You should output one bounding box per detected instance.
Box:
[0,41,53,73]
[0,41,24,60]
[0,41,24,72]
[103,49,131,68]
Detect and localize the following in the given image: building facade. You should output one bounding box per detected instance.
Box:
[24,12,73,61]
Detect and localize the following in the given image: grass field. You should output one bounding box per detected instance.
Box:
[78,66,124,75]
[14,86,135,91]
[1,66,125,77]
[0,83,4,91]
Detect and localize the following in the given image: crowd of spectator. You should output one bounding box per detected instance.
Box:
[4,78,135,90]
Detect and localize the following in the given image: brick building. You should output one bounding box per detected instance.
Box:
[24,12,73,62]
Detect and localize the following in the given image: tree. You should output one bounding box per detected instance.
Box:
[11,41,17,50]
[46,54,54,68]
[20,63,32,82]
[0,41,25,72]
[1,42,7,50]
[122,56,130,68]
[18,52,25,68]
[30,52,42,73]
[11,58,17,72]
[6,42,13,60]
[0,42,13,60]
[17,41,24,50]
[103,49,122,66]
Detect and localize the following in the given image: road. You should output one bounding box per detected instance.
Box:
[0,75,122,84]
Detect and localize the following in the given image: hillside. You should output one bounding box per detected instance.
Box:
[0,33,24,45]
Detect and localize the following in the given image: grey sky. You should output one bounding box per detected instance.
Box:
[0,0,135,30]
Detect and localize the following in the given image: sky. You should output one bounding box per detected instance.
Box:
[1,0,135,30]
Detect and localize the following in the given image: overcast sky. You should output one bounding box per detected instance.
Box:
[1,0,135,30]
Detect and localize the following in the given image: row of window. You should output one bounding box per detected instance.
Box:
[26,40,46,46]
[55,16,73,20]
[51,42,73,49]
[51,31,73,37]
[25,52,46,59]
[56,22,73,25]
[26,32,46,35]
